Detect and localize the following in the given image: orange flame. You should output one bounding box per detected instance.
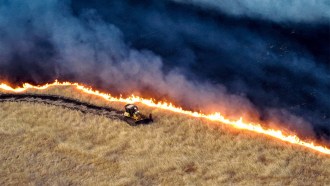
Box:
[0,80,329,155]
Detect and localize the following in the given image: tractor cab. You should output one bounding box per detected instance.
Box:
[124,104,140,119]
[123,104,153,125]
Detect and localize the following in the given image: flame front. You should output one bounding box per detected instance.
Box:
[1,80,329,155]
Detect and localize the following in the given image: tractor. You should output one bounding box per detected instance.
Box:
[123,104,153,125]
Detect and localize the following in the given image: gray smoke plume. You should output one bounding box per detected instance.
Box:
[0,0,329,142]
[0,0,257,119]
[172,0,330,23]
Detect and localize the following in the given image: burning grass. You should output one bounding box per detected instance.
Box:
[1,81,329,154]
[0,86,330,185]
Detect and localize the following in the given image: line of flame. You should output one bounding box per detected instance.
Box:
[0,80,329,155]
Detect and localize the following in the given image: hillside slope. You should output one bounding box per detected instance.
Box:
[0,86,329,185]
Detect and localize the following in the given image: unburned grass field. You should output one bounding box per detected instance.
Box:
[0,86,329,185]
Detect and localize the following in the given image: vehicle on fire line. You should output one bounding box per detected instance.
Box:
[123,104,153,125]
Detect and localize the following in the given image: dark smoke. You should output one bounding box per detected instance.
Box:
[0,0,329,143]
[172,0,330,23]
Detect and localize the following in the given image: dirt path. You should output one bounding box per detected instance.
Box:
[0,93,127,122]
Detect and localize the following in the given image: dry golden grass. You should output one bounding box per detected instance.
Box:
[0,86,329,185]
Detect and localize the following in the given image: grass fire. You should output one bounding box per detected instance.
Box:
[1,81,330,185]
[1,81,329,155]
[1,0,329,185]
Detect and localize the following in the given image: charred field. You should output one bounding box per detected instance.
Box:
[0,86,329,185]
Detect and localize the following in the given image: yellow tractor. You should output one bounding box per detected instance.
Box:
[123,104,153,125]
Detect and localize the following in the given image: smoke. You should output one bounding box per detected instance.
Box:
[0,0,256,119]
[0,0,329,142]
[171,0,330,23]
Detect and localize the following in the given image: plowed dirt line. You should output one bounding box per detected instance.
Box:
[0,93,126,122]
